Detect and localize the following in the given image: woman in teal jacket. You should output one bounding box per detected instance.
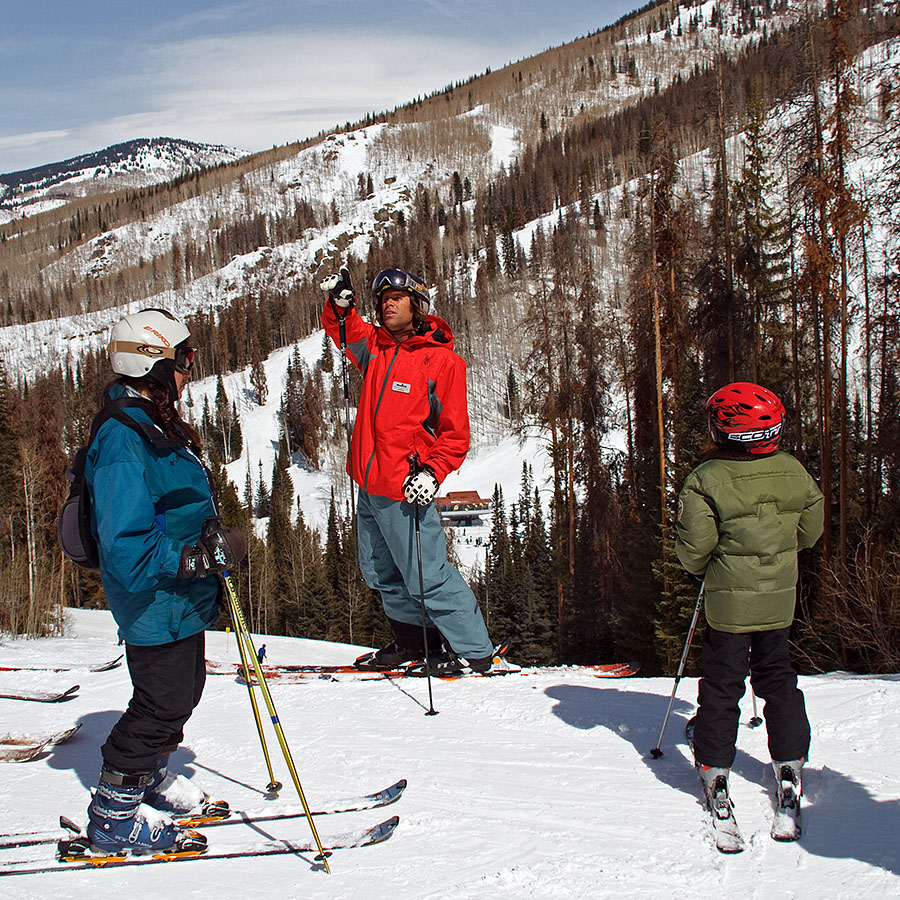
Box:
[675,382,823,839]
[84,309,245,855]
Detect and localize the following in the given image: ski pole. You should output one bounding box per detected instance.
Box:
[336,307,356,519]
[650,582,705,759]
[408,454,438,716]
[227,598,282,797]
[222,571,333,873]
[748,688,763,728]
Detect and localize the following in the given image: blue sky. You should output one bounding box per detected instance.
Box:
[1,1,638,174]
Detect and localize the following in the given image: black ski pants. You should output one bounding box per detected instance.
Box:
[692,625,810,769]
[101,631,206,774]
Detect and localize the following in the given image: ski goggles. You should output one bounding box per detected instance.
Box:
[106,341,196,372]
[174,343,196,373]
[371,268,428,299]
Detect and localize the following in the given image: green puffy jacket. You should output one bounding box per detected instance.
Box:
[675,451,824,633]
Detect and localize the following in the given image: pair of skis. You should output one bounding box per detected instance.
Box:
[209,660,641,682]
[0,779,405,876]
[0,656,124,704]
[685,718,800,853]
[705,783,801,853]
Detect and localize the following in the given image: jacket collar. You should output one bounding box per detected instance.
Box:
[375,315,454,351]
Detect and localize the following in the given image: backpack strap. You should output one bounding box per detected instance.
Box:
[86,397,184,455]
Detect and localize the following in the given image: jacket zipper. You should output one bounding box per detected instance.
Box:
[363,342,401,492]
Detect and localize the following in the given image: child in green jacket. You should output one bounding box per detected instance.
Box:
[675,382,823,842]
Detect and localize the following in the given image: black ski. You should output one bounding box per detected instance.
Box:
[0,684,79,703]
[771,764,802,841]
[179,778,406,828]
[709,800,744,853]
[701,776,744,853]
[0,816,399,876]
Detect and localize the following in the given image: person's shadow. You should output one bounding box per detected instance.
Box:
[44,709,270,798]
[545,682,900,876]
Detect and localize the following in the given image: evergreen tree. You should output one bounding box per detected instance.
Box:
[255,460,271,517]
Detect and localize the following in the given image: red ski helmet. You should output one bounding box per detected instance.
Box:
[706,382,785,455]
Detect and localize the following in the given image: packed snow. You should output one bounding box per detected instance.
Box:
[1,608,899,897]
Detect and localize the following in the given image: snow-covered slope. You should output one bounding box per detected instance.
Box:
[0,608,898,897]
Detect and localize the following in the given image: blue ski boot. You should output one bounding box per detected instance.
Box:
[87,768,206,854]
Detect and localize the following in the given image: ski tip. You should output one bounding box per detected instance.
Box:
[369,815,400,844]
[59,815,82,834]
[395,778,408,790]
[592,661,641,677]
[717,843,745,854]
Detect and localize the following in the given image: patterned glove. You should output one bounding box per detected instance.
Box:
[403,468,439,506]
[179,520,247,578]
[320,265,355,308]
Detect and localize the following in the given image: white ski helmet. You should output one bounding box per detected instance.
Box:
[108,309,193,378]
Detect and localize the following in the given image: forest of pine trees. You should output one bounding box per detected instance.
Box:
[0,2,898,678]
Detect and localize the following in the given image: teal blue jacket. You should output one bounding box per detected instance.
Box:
[85,385,219,645]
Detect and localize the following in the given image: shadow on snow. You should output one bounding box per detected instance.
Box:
[544,682,900,876]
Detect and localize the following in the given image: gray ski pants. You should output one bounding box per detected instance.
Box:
[356,487,492,658]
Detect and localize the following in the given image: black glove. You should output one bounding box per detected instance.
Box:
[179,520,248,578]
[320,265,355,309]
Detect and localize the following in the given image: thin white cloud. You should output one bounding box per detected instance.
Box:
[2,25,522,168]
[109,28,514,149]
[151,1,261,37]
[0,130,70,153]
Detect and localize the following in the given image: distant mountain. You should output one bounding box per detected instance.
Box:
[0,137,247,220]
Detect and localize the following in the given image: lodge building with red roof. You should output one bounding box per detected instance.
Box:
[435,490,492,525]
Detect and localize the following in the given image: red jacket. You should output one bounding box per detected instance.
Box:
[322,301,470,501]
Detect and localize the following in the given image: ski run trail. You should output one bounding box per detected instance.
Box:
[1,608,898,899]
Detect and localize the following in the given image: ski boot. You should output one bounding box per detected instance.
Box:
[407,641,517,677]
[698,765,732,811]
[143,753,229,818]
[87,768,206,854]
[771,758,804,841]
[356,618,449,670]
[355,639,423,670]
[697,765,743,852]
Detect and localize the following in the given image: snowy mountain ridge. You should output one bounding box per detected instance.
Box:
[0,137,247,224]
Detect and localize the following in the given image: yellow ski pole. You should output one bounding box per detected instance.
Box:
[222,571,332,873]
[227,598,282,796]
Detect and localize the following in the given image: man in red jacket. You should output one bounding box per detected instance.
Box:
[321,265,496,674]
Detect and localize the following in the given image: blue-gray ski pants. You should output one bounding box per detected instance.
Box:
[356,487,492,658]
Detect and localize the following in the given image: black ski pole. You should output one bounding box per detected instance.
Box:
[408,454,438,716]
[650,582,705,759]
[748,687,763,728]
[335,303,356,520]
